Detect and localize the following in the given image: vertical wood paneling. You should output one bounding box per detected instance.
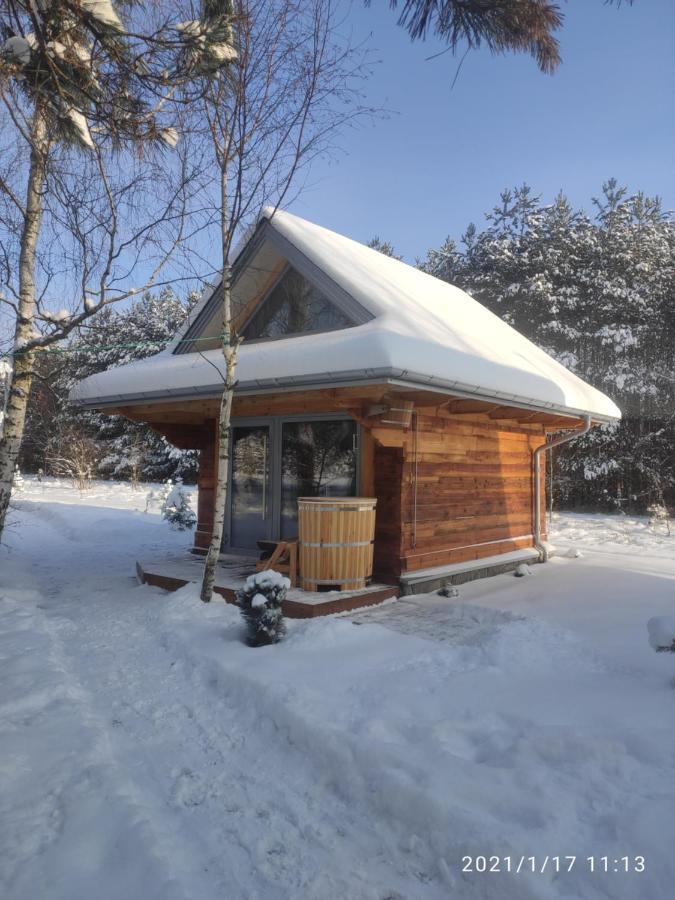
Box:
[298,498,376,590]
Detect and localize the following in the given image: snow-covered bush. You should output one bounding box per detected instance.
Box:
[145,487,160,513]
[145,480,171,513]
[647,503,671,536]
[45,425,98,490]
[236,570,289,647]
[160,478,196,531]
[12,466,24,491]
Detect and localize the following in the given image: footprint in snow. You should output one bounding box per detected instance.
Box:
[171,768,208,808]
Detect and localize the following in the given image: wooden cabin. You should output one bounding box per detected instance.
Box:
[71,209,620,603]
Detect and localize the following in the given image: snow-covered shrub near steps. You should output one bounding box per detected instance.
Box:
[160,478,196,531]
[236,570,289,647]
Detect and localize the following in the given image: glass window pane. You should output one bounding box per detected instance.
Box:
[280,420,357,539]
[229,425,271,549]
[242,267,353,339]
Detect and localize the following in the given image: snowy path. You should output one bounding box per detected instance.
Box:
[1,487,446,900]
[2,481,675,900]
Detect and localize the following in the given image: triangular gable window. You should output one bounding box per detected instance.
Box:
[241,267,354,340]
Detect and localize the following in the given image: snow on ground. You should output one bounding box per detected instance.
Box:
[552,509,674,556]
[1,478,675,899]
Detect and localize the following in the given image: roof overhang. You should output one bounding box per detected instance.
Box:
[70,207,622,426]
[70,367,619,425]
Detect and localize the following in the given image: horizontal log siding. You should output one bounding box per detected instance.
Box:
[194,424,217,551]
[140,400,551,579]
[372,412,546,576]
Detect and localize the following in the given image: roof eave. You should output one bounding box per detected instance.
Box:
[70,367,620,424]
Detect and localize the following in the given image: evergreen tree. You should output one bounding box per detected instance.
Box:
[420,180,675,512]
[20,288,200,483]
[377,1,633,75]
[161,478,196,531]
[236,570,289,646]
[367,236,403,260]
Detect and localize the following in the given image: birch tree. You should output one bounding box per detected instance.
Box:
[188,0,372,601]
[0,1,207,540]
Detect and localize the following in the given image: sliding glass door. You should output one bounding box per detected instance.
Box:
[230,424,272,550]
[280,420,357,539]
[226,416,358,551]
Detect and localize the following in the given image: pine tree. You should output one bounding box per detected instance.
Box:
[367,237,403,260]
[161,478,196,531]
[378,1,633,75]
[20,288,200,483]
[236,571,289,646]
[377,1,563,73]
[421,180,675,513]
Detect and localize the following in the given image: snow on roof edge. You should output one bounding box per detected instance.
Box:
[70,364,620,424]
[71,206,621,423]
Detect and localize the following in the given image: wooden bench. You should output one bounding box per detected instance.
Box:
[255,539,298,587]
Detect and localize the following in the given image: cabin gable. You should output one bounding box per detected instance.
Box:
[174,217,373,354]
[239,265,355,340]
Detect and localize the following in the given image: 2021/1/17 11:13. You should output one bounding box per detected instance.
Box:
[587,857,645,873]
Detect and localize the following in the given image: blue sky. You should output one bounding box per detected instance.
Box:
[290,0,675,262]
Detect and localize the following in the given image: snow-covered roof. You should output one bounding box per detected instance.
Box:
[71,208,621,422]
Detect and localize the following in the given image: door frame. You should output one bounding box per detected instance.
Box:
[224,411,360,553]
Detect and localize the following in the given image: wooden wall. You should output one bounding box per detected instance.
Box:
[372,445,404,582]
[127,389,558,577]
[194,424,216,551]
[369,410,546,578]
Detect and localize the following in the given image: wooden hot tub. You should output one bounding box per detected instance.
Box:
[298,497,377,591]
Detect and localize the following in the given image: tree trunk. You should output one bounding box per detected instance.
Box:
[200,151,238,602]
[200,300,237,602]
[0,111,47,541]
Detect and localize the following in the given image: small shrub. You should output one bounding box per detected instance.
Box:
[161,478,196,530]
[236,570,289,647]
[647,502,671,536]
